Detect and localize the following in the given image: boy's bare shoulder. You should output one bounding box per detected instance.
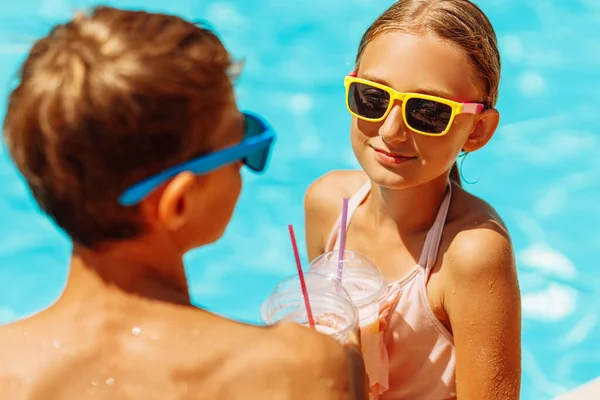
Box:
[269,321,348,365]
[221,322,364,399]
[0,317,55,398]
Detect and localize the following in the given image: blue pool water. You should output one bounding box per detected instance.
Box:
[1,0,599,398]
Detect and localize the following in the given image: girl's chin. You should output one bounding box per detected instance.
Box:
[363,169,414,190]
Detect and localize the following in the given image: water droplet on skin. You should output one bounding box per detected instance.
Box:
[106,377,115,386]
[52,340,62,349]
[90,381,98,386]
[131,327,141,336]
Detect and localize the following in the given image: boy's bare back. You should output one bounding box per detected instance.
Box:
[0,292,365,400]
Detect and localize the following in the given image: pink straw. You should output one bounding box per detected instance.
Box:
[337,197,349,285]
[288,224,315,329]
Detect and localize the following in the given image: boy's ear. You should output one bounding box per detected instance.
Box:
[155,172,197,232]
[462,108,499,153]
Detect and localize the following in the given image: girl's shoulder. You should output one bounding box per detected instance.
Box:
[448,184,509,239]
[442,184,516,283]
[304,170,368,217]
[304,170,369,258]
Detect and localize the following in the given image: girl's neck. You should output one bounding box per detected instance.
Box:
[366,172,450,236]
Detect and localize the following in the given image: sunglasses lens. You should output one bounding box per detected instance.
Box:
[348,82,390,120]
[243,114,271,172]
[405,98,453,134]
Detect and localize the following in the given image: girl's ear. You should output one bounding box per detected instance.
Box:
[462,108,500,153]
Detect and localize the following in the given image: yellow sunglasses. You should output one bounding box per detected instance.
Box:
[344,76,484,137]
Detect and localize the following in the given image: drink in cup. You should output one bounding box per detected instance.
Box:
[309,250,388,390]
[261,272,360,348]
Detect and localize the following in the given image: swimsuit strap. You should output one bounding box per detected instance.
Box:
[418,184,453,281]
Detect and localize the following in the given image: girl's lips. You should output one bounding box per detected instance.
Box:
[372,147,416,165]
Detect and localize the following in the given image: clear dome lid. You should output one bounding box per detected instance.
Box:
[309,250,388,308]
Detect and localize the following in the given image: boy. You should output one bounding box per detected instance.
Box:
[0,7,366,399]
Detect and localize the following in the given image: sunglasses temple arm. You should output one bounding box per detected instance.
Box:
[462,103,485,114]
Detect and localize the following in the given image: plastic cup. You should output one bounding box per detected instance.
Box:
[309,250,388,388]
[261,272,360,347]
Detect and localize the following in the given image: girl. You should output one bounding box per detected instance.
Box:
[305,0,521,399]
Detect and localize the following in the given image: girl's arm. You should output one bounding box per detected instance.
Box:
[304,174,335,262]
[304,171,351,262]
[445,224,521,399]
[304,180,327,262]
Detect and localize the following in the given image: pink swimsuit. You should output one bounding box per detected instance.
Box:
[326,181,457,399]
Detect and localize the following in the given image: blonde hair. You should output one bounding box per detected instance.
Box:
[3,7,233,247]
[355,0,501,185]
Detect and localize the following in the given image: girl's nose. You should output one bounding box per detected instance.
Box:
[379,103,408,145]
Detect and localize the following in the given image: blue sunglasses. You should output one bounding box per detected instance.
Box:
[119,112,275,206]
